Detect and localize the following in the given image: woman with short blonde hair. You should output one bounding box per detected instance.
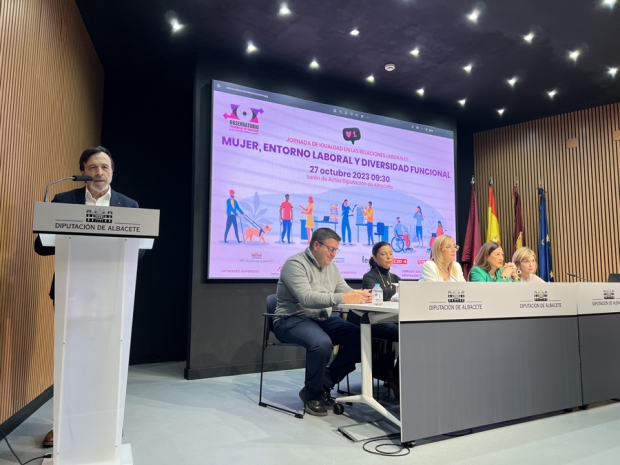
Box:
[421,235,465,282]
[512,247,545,282]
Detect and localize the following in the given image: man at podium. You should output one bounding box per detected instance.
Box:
[34,146,142,447]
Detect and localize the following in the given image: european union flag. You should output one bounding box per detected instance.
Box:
[538,188,554,282]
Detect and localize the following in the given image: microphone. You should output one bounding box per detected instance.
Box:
[71,175,93,182]
[567,272,591,282]
[44,176,94,202]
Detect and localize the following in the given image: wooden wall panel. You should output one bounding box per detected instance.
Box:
[0,0,103,424]
[473,103,620,282]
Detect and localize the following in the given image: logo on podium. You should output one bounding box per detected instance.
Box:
[603,289,615,300]
[534,290,548,302]
[85,208,113,223]
[447,290,465,303]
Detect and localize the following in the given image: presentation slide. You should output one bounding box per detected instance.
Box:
[208,80,455,280]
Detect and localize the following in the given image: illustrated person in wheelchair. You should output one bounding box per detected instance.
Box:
[391,217,412,253]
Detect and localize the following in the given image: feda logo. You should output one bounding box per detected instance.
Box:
[86,208,113,223]
[603,289,615,300]
[534,290,548,302]
[223,104,263,134]
[447,290,465,303]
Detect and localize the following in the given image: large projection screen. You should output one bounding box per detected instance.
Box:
[208,80,455,280]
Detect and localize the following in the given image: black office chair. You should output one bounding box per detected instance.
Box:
[258,294,305,418]
[374,222,385,242]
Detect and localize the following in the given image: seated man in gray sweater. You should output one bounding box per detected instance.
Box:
[274,228,372,416]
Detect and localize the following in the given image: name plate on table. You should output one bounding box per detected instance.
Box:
[577,283,620,315]
[399,281,577,321]
[33,202,159,238]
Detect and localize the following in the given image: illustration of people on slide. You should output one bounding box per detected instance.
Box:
[413,206,425,247]
[394,216,410,249]
[299,196,315,244]
[436,221,444,237]
[341,199,357,245]
[279,194,294,244]
[362,201,374,245]
[224,189,246,243]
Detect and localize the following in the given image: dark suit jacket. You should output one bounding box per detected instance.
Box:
[34,187,143,299]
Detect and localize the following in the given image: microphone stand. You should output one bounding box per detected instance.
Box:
[567,272,591,282]
[44,176,93,202]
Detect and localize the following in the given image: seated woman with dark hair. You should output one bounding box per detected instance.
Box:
[469,241,518,282]
[349,241,400,396]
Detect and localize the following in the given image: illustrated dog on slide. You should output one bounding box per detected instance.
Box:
[243,224,272,244]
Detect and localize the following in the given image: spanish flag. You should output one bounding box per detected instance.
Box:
[487,177,501,243]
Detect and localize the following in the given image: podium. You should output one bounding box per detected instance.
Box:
[33,202,159,465]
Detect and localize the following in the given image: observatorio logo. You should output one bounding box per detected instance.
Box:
[223,104,263,134]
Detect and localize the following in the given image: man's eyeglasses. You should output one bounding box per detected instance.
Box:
[318,242,340,254]
[444,245,460,251]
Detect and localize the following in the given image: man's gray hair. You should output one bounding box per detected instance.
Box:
[310,227,341,245]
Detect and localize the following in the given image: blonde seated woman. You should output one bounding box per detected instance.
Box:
[421,235,466,282]
[469,241,518,282]
[512,247,545,283]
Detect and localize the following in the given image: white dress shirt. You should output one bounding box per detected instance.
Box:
[85,187,111,206]
[520,273,545,283]
[421,260,466,282]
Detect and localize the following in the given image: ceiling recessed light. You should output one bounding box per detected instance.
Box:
[247,42,258,53]
[171,19,183,32]
[350,28,360,36]
[366,75,374,83]
[310,59,319,69]
[463,64,473,73]
[410,47,420,57]
[279,4,291,15]
[497,108,505,116]
[547,90,557,98]
[569,49,580,61]
[608,67,618,77]
[507,77,517,87]
[603,0,616,7]
[467,9,479,22]
[458,99,466,106]
[524,32,534,43]
[416,88,425,96]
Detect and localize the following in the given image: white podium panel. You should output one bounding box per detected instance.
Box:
[53,235,139,465]
[33,202,159,238]
[399,281,578,321]
[398,281,582,444]
[577,282,620,314]
[35,202,159,465]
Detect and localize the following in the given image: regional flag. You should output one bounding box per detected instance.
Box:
[513,185,525,249]
[538,188,554,281]
[486,178,500,243]
[461,179,482,279]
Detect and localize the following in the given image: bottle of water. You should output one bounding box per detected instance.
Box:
[372,283,383,306]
